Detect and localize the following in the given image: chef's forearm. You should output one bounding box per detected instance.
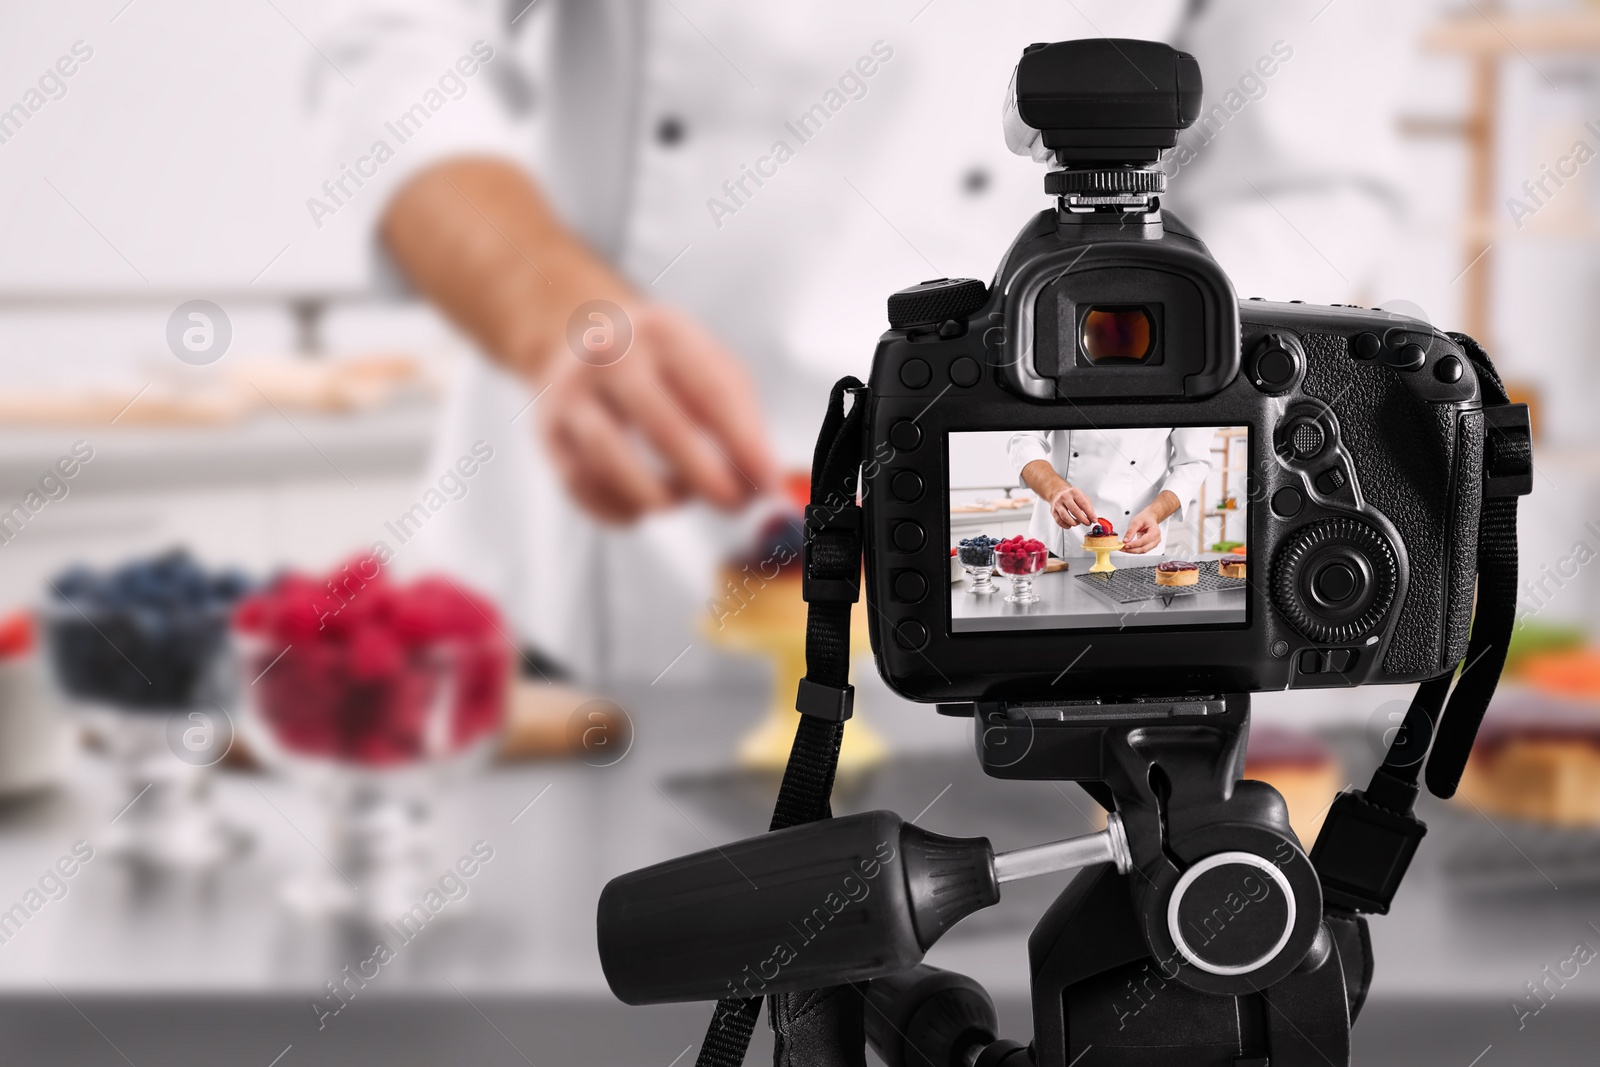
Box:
[1021,460,1068,501]
[380,157,626,380]
[1147,490,1181,521]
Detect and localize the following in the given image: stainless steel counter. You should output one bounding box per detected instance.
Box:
[952,555,1247,632]
[0,678,1595,1065]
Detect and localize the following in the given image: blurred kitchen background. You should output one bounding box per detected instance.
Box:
[3,1,1600,1064]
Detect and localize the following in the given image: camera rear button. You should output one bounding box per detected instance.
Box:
[892,571,928,603]
[900,359,932,389]
[1314,467,1347,495]
[894,620,929,651]
[1257,349,1295,386]
[1351,332,1381,360]
[1435,355,1464,384]
[1387,343,1427,371]
[949,357,981,387]
[1271,486,1305,518]
[1289,421,1325,459]
[1313,561,1359,604]
[891,471,925,502]
[889,420,923,452]
[892,521,926,553]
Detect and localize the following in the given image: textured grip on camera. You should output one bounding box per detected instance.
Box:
[887,279,989,330]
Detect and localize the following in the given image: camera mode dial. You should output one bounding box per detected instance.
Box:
[888,278,988,330]
[1249,332,1305,395]
[1272,518,1398,644]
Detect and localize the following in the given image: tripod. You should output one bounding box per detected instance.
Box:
[866,696,1364,1067]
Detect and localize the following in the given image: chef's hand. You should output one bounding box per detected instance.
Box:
[382,159,776,524]
[538,300,775,523]
[1048,485,1096,530]
[1121,509,1163,553]
[1121,490,1182,554]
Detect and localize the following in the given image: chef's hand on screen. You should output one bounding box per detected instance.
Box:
[1049,485,1095,529]
[1121,506,1164,554]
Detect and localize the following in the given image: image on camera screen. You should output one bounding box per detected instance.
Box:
[948,427,1249,632]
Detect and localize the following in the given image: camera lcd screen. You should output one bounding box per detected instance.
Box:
[948,427,1249,633]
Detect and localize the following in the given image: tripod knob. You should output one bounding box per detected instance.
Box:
[1165,851,1297,976]
[1133,784,1327,997]
[865,966,997,1067]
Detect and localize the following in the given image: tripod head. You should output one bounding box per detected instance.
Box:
[599,698,1350,1064]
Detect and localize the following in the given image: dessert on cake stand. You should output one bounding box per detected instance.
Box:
[1081,517,1122,573]
[705,511,885,774]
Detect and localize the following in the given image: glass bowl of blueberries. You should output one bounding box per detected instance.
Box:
[41,550,252,869]
[957,535,999,595]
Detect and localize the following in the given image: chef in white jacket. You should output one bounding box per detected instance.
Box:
[1008,428,1214,558]
[308,0,1417,679]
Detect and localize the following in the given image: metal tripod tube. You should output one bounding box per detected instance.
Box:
[992,812,1131,885]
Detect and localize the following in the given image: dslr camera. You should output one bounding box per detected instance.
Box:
[599,39,1531,1067]
[867,39,1495,703]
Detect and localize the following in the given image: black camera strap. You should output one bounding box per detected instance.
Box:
[1312,335,1532,914]
[695,377,870,1067]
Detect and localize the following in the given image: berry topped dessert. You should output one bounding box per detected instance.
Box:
[1082,517,1121,552]
[1219,555,1247,579]
[711,509,808,633]
[1155,559,1200,587]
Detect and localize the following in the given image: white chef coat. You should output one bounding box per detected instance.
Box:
[1007,428,1213,558]
[308,0,1415,681]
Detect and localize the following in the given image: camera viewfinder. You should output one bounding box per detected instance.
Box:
[1080,306,1154,364]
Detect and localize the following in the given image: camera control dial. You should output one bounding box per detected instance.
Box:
[888,278,989,330]
[1249,332,1305,395]
[1272,518,1398,644]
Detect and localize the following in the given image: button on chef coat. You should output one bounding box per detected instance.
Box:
[311,0,1411,679]
[1007,428,1213,558]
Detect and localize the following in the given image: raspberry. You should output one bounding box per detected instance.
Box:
[238,563,508,766]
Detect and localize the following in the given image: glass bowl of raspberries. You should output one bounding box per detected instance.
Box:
[233,556,510,914]
[994,536,1049,604]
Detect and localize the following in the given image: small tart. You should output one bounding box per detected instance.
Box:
[1155,560,1200,587]
[1082,534,1122,551]
[1218,557,1247,579]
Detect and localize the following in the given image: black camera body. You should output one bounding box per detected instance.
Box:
[860,44,1487,705]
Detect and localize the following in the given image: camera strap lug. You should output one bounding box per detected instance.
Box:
[1483,402,1533,499]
